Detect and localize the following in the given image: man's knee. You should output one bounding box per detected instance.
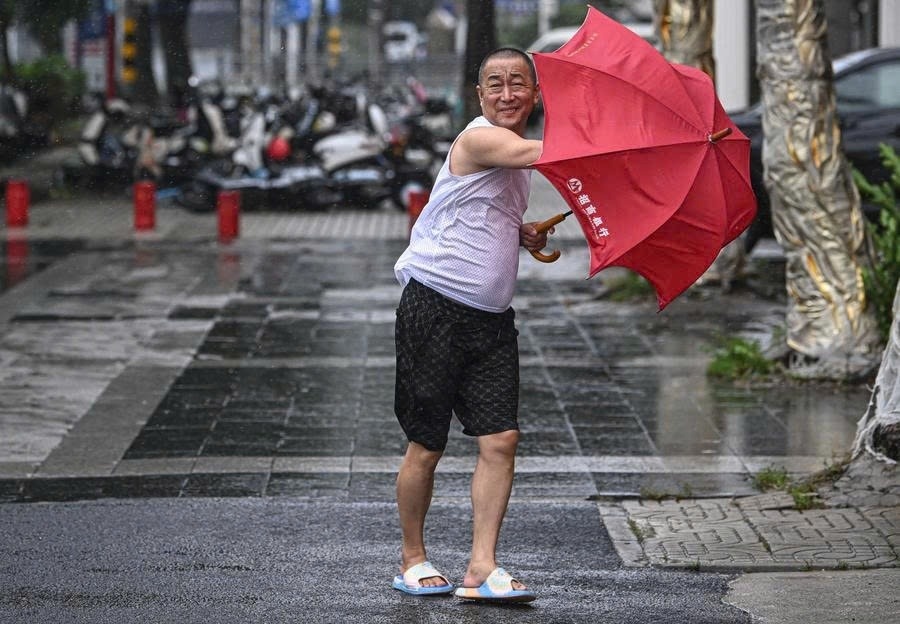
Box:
[404,440,444,471]
[478,429,519,459]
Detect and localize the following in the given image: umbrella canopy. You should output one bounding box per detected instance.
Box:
[531,7,757,310]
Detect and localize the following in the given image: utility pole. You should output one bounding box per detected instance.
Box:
[105,0,117,100]
[286,21,300,88]
[262,0,274,86]
[537,0,558,37]
[240,0,264,85]
[305,0,321,86]
[367,0,384,91]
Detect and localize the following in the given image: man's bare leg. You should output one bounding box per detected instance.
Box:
[396,441,448,588]
[462,429,528,590]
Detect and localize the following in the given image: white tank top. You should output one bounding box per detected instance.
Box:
[394,116,533,312]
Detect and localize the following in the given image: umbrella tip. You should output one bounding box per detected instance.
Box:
[709,128,732,143]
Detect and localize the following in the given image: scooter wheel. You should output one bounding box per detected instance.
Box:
[392,176,432,212]
[177,180,217,212]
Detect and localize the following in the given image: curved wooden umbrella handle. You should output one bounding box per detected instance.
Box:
[528,211,571,263]
[530,247,562,263]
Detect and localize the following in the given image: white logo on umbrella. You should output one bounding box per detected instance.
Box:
[566,178,583,193]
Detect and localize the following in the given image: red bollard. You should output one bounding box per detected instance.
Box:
[407,190,430,236]
[217,190,240,242]
[5,179,30,227]
[133,180,156,230]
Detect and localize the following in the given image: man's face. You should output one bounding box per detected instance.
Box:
[477,56,540,133]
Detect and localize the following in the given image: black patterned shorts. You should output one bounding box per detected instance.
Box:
[394,279,519,452]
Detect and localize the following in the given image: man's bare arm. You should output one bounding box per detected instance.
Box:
[451,127,543,176]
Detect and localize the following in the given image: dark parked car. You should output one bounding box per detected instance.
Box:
[730,47,900,251]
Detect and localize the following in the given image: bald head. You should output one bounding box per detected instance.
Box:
[478,47,537,86]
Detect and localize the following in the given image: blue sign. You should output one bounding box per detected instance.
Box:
[78,0,107,41]
[325,0,340,17]
[275,0,311,26]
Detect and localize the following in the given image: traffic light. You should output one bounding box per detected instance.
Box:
[327,25,342,68]
[121,17,137,84]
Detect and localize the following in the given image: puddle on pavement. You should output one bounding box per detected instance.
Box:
[632,320,868,458]
[0,239,85,293]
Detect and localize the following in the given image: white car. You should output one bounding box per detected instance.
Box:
[383,21,426,63]
[527,22,658,54]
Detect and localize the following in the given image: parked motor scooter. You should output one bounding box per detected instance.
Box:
[315,100,448,210]
[70,91,230,194]
[70,97,141,187]
[178,86,338,212]
[177,81,441,213]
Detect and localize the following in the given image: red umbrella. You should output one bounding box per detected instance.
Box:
[530,7,757,310]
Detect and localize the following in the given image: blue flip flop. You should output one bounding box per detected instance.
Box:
[392,561,455,596]
[454,567,536,603]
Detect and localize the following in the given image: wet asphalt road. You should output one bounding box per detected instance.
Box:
[2,498,748,623]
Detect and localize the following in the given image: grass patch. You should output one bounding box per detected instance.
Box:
[751,461,845,510]
[788,455,849,510]
[751,465,790,491]
[707,336,775,380]
[807,455,851,487]
[606,271,655,302]
[627,518,647,544]
[788,484,823,510]
[638,486,668,501]
[638,482,695,501]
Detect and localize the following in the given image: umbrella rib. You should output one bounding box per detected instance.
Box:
[712,144,753,186]
[539,55,707,134]
[537,140,712,165]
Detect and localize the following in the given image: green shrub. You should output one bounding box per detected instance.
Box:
[14,55,86,129]
[706,336,774,379]
[606,271,654,302]
[853,144,900,342]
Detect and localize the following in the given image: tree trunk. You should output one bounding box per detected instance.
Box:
[654,0,715,76]
[853,279,900,462]
[0,0,14,81]
[754,0,880,380]
[461,0,495,124]
[157,0,193,108]
[132,2,159,106]
[0,17,12,82]
[654,0,747,289]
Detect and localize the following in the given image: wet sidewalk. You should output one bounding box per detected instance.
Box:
[0,179,897,584]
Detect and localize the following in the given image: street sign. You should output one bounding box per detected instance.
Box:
[275,0,311,26]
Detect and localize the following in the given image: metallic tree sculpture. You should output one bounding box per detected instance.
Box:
[755,0,880,380]
[853,281,900,462]
[654,0,716,77]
